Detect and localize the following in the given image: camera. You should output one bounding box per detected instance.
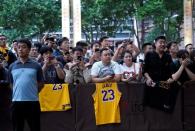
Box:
[95,48,100,52]
[77,56,82,61]
[139,59,144,63]
[123,72,130,79]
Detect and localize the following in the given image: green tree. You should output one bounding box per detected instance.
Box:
[81,0,135,42]
[135,0,183,43]
[0,0,184,47]
[0,0,61,43]
[82,0,183,47]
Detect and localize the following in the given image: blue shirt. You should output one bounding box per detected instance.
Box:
[9,59,43,101]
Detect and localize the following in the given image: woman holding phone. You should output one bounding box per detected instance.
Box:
[120,50,142,82]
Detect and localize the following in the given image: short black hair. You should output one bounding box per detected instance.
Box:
[115,40,123,48]
[154,36,166,43]
[45,37,55,42]
[100,48,109,55]
[33,42,42,53]
[76,41,88,47]
[121,50,133,58]
[64,52,70,55]
[142,42,152,50]
[57,37,69,46]
[72,47,83,53]
[185,43,193,49]
[177,49,189,59]
[91,41,100,48]
[39,46,53,55]
[17,38,32,49]
[12,40,18,43]
[99,36,109,43]
[167,41,177,50]
[126,40,133,45]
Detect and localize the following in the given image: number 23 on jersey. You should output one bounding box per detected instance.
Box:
[93,82,121,125]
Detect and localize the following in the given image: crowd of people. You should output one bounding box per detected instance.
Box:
[1,33,195,89]
[0,33,195,131]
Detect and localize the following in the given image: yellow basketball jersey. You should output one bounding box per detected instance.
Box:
[93,82,121,125]
[39,83,71,112]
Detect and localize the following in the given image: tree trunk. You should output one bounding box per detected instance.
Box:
[140,19,145,47]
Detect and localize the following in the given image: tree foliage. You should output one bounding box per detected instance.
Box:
[81,0,135,42]
[0,0,61,42]
[82,0,183,44]
[0,0,183,46]
[135,0,183,43]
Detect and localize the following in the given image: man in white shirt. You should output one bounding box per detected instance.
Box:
[91,48,121,83]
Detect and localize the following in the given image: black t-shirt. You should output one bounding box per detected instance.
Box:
[143,51,173,81]
[42,64,64,84]
[175,62,195,84]
[7,50,17,67]
[0,67,8,85]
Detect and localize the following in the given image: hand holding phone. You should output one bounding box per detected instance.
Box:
[77,56,82,61]
[48,56,54,61]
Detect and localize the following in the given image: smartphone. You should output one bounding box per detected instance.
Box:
[95,48,100,52]
[111,74,115,78]
[48,56,54,61]
[123,72,129,79]
[77,56,82,61]
[139,59,144,63]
